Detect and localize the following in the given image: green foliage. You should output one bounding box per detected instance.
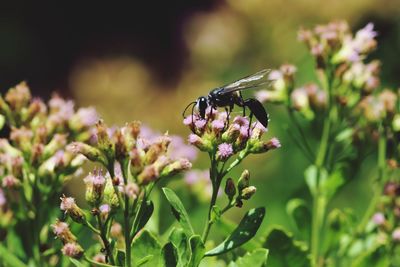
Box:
[263,227,311,267]
[162,187,195,237]
[227,248,269,267]
[205,207,265,256]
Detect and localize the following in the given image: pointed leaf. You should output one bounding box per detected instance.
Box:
[69,258,85,267]
[263,227,311,267]
[286,199,311,241]
[0,244,27,267]
[132,200,154,237]
[188,235,205,267]
[160,242,178,267]
[228,248,269,267]
[162,187,194,236]
[205,207,265,256]
[168,228,189,267]
[132,230,162,266]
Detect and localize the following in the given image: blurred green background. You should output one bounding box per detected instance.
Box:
[1,0,400,241]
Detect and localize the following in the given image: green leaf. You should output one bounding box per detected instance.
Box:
[160,242,178,267]
[286,199,311,242]
[162,187,195,236]
[132,230,162,266]
[69,258,85,267]
[228,248,269,267]
[0,244,28,267]
[263,227,311,267]
[188,235,205,267]
[137,255,153,266]
[351,244,390,267]
[320,168,344,200]
[132,200,154,237]
[205,207,265,256]
[168,228,189,267]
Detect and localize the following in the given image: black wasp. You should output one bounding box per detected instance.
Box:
[183,69,273,129]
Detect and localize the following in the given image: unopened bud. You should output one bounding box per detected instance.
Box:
[224,178,236,199]
[67,142,107,166]
[2,175,20,188]
[43,134,67,159]
[222,124,240,143]
[114,129,128,160]
[237,170,250,192]
[126,121,141,140]
[5,81,31,111]
[138,165,159,185]
[160,158,192,178]
[188,134,212,152]
[241,186,257,200]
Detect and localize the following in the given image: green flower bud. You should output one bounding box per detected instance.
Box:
[43,134,67,159]
[138,165,159,185]
[103,178,119,208]
[241,186,257,200]
[237,170,250,192]
[68,142,107,166]
[160,158,192,178]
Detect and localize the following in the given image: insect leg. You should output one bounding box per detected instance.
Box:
[239,91,246,116]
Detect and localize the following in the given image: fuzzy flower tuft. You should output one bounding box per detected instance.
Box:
[217,143,234,161]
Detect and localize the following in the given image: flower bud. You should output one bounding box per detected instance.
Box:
[84,169,106,206]
[95,120,114,157]
[222,124,240,143]
[124,182,139,199]
[114,129,128,161]
[103,178,120,208]
[188,134,212,152]
[67,142,107,166]
[392,228,400,242]
[224,178,236,199]
[372,212,385,226]
[5,82,31,111]
[43,134,67,159]
[160,158,192,178]
[237,170,250,192]
[60,195,86,224]
[110,223,123,238]
[125,121,141,140]
[138,165,159,185]
[61,242,84,259]
[249,137,281,154]
[10,127,33,153]
[52,219,77,244]
[0,139,22,157]
[2,175,20,189]
[25,98,46,122]
[130,148,144,175]
[211,120,225,135]
[241,186,257,200]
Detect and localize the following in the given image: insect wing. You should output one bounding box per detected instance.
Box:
[221,69,273,94]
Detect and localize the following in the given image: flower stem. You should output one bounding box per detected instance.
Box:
[311,68,334,267]
[357,124,387,233]
[202,153,220,242]
[96,214,115,265]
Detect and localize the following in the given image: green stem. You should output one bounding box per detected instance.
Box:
[357,124,387,233]
[96,214,115,265]
[311,68,334,267]
[120,160,132,267]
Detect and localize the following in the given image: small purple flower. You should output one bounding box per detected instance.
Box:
[211,120,225,133]
[217,143,233,160]
[195,119,207,130]
[0,188,6,207]
[233,116,249,127]
[188,134,202,145]
[99,204,111,215]
[75,107,99,127]
[372,212,385,225]
[52,220,69,236]
[267,137,281,149]
[392,228,400,242]
[61,242,83,258]
[60,196,76,212]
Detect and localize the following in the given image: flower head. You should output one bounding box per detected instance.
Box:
[217,143,233,161]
